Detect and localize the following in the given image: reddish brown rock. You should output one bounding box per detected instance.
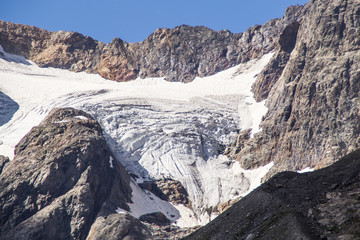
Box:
[0,5,303,83]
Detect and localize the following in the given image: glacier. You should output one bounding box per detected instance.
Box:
[0,45,274,226]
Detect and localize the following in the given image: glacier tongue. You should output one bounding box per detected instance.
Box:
[0,46,274,227]
[84,97,241,224]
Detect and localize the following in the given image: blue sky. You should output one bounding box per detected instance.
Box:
[1,0,308,43]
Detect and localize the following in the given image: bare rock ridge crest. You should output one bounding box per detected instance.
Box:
[0,5,302,82]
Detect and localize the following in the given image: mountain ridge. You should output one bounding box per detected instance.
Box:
[0,5,303,82]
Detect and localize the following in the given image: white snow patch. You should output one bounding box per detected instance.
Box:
[173,204,218,227]
[109,156,114,168]
[297,167,314,173]
[115,208,128,214]
[242,161,274,195]
[0,45,30,64]
[74,115,88,120]
[127,181,180,221]
[53,120,70,124]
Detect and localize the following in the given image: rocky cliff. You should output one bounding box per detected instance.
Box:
[0,5,302,82]
[229,0,360,178]
[186,149,360,239]
[0,108,150,240]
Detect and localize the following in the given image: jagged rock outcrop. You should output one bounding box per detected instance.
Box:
[0,156,8,174]
[252,21,300,102]
[97,38,139,81]
[0,108,150,240]
[87,214,150,240]
[230,0,360,178]
[0,5,302,82]
[139,212,171,226]
[185,149,360,239]
[139,178,191,207]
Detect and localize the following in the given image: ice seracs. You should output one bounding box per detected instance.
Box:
[0,45,274,226]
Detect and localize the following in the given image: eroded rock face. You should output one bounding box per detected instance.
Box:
[0,108,149,240]
[0,156,9,174]
[231,0,360,178]
[0,5,303,82]
[139,178,191,207]
[139,212,171,226]
[252,21,300,102]
[186,149,360,239]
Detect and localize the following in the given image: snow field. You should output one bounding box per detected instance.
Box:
[0,45,274,226]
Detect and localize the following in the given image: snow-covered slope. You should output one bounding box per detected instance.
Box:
[0,45,273,226]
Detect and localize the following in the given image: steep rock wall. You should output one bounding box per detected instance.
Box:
[0,108,150,240]
[233,0,360,177]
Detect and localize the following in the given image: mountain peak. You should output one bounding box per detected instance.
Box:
[0,4,303,82]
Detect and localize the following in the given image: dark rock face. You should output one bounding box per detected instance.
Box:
[0,5,303,82]
[139,178,191,207]
[0,156,9,174]
[139,212,171,226]
[0,108,150,240]
[185,149,360,239]
[230,0,360,177]
[252,21,300,102]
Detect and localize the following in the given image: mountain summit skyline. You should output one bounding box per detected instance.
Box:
[2,0,308,43]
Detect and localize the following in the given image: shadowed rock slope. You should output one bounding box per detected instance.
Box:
[0,5,302,82]
[0,108,150,240]
[185,149,360,240]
